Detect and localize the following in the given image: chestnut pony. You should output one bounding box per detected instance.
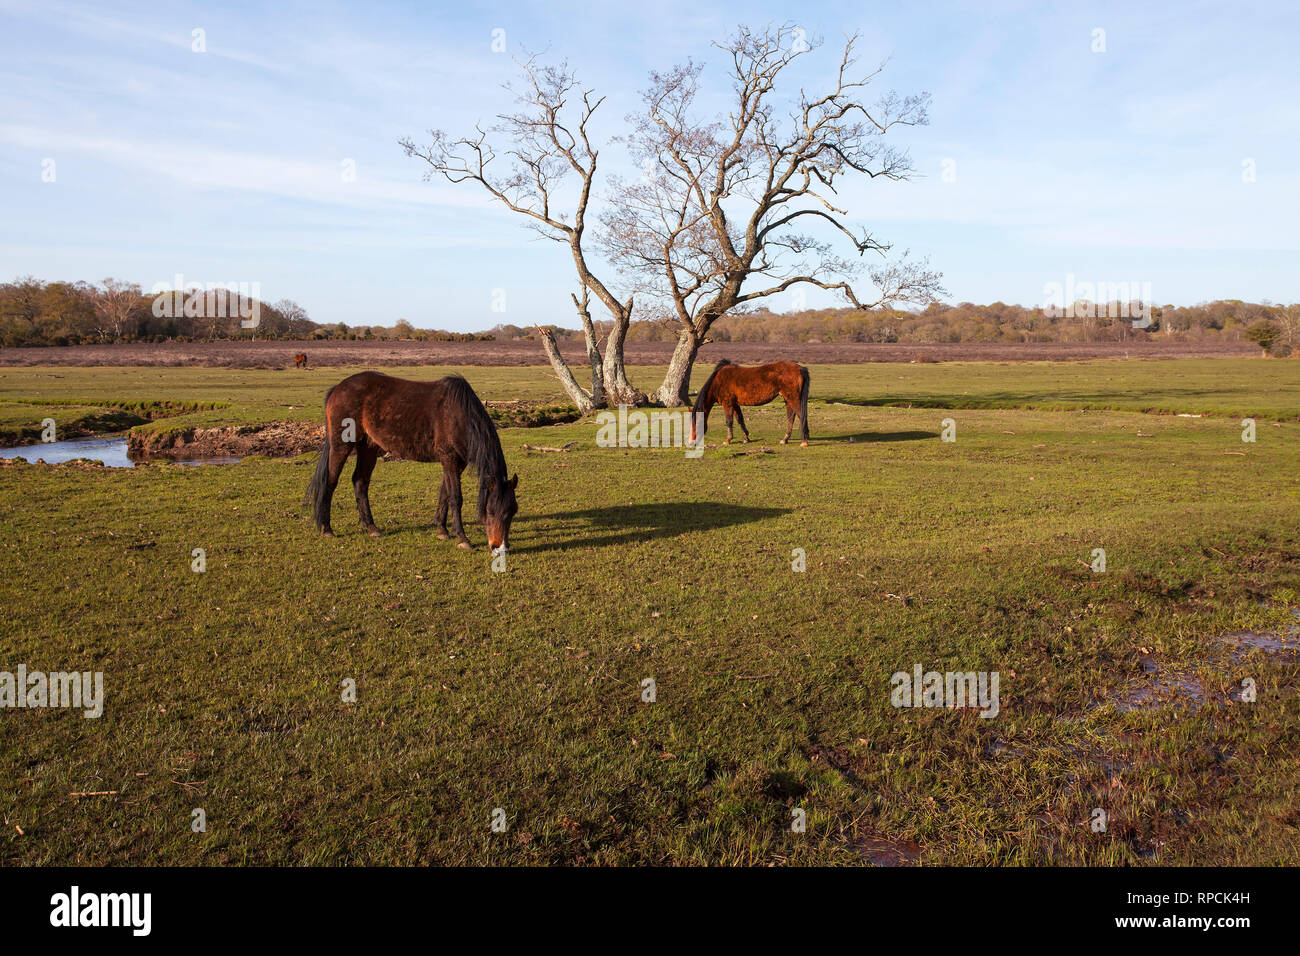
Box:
[306,371,518,551]
[690,359,810,446]
[293,352,308,368]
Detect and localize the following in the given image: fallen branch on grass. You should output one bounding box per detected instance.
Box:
[522,441,578,453]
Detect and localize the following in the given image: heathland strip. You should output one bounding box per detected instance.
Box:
[0,359,1296,454]
[0,338,1260,369]
[0,375,1296,864]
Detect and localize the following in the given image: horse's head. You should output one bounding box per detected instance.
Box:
[689,359,732,443]
[689,391,712,444]
[483,473,519,554]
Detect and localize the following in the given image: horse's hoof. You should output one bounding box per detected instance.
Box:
[436,532,450,541]
[800,441,809,447]
[779,438,788,445]
[457,541,473,551]
[367,529,381,537]
[320,530,335,538]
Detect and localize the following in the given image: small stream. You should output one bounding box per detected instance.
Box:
[0,436,240,468]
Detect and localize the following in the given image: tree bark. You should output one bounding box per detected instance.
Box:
[654,325,700,406]
[536,327,596,415]
[601,299,644,406]
[572,291,605,408]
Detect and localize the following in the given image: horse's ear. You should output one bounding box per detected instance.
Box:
[508,473,518,490]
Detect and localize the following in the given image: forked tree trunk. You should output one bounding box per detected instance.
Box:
[535,293,645,413]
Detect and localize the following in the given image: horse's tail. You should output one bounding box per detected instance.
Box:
[692,359,732,415]
[798,365,811,442]
[304,387,335,529]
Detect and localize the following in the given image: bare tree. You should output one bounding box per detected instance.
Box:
[93,278,141,342]
[603,25,944,404]
[1274,303,1300,356]
[403,25,942,409]
[270,298,311,338]
[401,58,641,412]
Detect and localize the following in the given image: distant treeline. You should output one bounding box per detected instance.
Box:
[501,300,1295,353]
[3,277,1294,354]
[0,277,491,347]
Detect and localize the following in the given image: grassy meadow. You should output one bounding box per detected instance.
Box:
[1,357,1297,865]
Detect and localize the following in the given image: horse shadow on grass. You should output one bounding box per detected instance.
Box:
[820,429,938,443]
[511,501,790,554]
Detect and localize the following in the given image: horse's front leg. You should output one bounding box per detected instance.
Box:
[723,407,734,445]
[447,465,473,550]
[734,406,751,443]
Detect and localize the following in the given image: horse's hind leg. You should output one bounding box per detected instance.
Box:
[781,395,797,444]
[435,471,450,540]
[319,436,352,538]
[352,442,381,536]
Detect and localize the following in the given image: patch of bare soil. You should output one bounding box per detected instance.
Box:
[128,421,323,460]
[483,400,581,427]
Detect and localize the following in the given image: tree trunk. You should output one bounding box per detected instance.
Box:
[653,326,700,406]
[572,291,605,408]
[536,327,596,415]
[601,298,645,406]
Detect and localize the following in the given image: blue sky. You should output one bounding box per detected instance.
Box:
[1,0,1296,330]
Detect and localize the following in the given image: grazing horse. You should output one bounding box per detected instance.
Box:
[293,352,308,368]
[690,359,810,447]
[306,371,518,551]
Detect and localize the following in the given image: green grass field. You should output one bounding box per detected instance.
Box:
[2,357,1296,445]
[1,358,1297,865]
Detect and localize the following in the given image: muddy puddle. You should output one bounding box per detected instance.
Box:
[1097,617,1298,712]
[853,834,921,866]
[1221,625,1299,660]
[1109,672,1210,712]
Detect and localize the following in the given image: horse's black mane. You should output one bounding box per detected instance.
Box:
[441,375,508,518]
[692,359,733,413]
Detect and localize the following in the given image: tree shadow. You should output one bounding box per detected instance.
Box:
[823,386,1260,411]
[821,430,938,443]
[511,501,790,553]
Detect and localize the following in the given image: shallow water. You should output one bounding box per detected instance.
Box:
[1221,626,1299,658]
[0,436,240,468]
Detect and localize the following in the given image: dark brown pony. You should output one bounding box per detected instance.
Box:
[293,352,308,368]
[690,359,810,446]
[306,371,518,551]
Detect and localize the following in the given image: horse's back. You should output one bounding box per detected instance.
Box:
[326,372,451,461]
[714,360,802,403]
